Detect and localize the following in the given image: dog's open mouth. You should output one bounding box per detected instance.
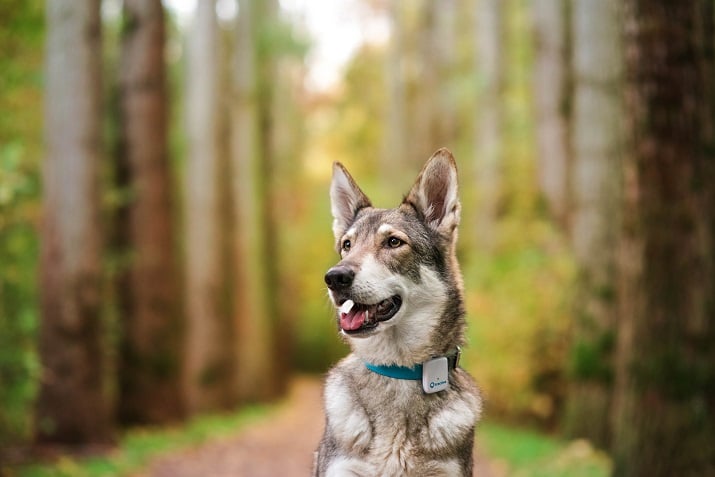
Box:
[337,296,402,335]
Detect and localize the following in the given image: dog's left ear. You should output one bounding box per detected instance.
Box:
[330,162,372,239]
[404,148,460,236]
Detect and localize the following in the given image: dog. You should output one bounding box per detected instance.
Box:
[314,149,482,476]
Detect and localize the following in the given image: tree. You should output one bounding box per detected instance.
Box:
[116,0,182,424]
[383,0,407,181]
[230,0,278,401]
[432,0,458,147]
[474,0,504,249]
[408,1,441,167]
[532,0,570,226]
[183,0,234,413]
[563,0,622,448]
[612,1,715,475]
[255,0,297,393]
[36,0,111,443]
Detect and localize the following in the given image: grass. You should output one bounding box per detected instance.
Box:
[478,419,612,477]
[5,399,611,477]
[4,404,269,477]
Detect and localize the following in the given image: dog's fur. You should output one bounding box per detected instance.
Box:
[314,149,482,476]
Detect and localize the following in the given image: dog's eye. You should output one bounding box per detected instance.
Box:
[342,239,351,252]
[387,237,404,248]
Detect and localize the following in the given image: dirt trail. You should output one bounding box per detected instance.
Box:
[139,377,500,477]
[140,377,322,477]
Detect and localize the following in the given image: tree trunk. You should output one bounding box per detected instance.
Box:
[612,1,715,475]
[183,0,234,413]
[474,0,504,250]
[383,0,407,181]
[116,0,183,424]
[231,0,276,402]
[36,0,111,443]
[563,0,623,448]
[433,0,457,147]
[410,1,439,166]
[532,0,570,226]
[256,0,291,396]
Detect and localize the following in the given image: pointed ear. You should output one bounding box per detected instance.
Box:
[404,148,460,235]
[330,162,372,239]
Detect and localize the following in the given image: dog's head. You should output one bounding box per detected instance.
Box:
[325,149,466,366]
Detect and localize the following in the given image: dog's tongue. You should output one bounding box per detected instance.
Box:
[340,308,367,331]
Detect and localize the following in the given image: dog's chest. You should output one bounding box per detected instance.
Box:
[323,361,479,476]
[362,379,470,446]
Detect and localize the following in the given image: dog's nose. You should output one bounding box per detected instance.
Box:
[325,266,355,290]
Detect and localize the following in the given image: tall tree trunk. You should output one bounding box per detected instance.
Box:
[231,0,276,402]
[383,0,407,182]
[36,0,111,443]
[268,68,301,395]
[184,0,234,413]
[612,2,715,475]
[563,0,623,448]
[409,0,457,157]
[474,0,504,250]
[116,0,182,424]
[532,0,570,227]
[411,0,439,166]
[433,0,457,147]
[256,0,290,396]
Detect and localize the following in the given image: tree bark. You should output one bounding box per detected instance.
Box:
[383,0,407,181]
[183,0,234,413]
[563,0,623,448]
[256,0,292,396]
[433,0,458,147]
[231,0,277,402]
[532,0,571,226]
[612,1,715,475]
[474,0,503,250]
[116,0,183,424]
[36,0,111,443]
[410,1,439,166]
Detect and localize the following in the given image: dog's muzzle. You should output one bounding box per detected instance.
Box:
[325,265,402,335]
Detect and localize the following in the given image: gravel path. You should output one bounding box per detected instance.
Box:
[139,377,501,477]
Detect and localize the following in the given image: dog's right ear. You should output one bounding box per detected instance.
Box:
[404,148,460,237]
[330,162,372,239]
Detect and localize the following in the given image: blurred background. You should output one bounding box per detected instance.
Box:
[1,0,713,476]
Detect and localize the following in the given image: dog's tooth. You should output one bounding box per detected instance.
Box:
[339,299,354,314]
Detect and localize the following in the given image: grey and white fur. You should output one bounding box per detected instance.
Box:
[314,149,482,476]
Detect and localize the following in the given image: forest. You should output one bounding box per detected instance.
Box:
[0,0,713,476]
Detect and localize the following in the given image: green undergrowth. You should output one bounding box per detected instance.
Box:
[5,404,270,477]
[8,401,611,477]
[478,419,612,477]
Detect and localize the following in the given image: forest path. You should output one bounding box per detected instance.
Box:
[137,376,501,477]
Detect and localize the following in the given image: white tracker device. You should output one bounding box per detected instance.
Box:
[422,356,449,394]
